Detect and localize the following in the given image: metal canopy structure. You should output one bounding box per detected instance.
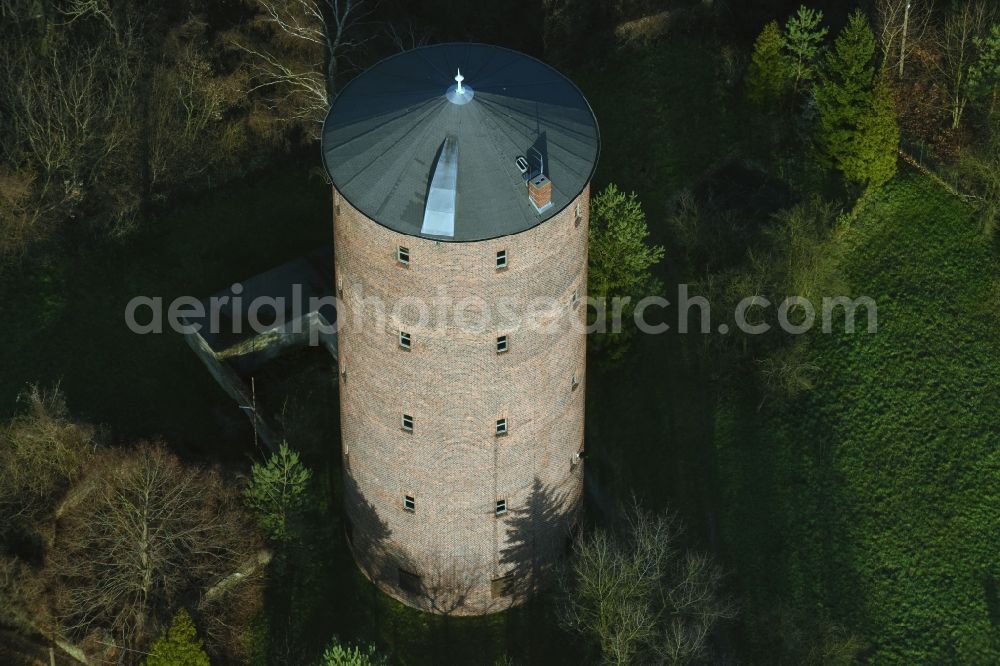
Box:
[321,43,600,242]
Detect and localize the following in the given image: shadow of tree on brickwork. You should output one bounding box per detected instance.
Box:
[499,476,580,606]
[396,550,479,616]
[342,469,393,588]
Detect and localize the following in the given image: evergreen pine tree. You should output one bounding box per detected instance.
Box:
[815,10,879,183]
[747,21,789,109]
[970,24,1000,116]
[144,609,210,666]
[244,441,312,542]
[587,184,664,365]
[845,78,900,187]
[785,5,828,92]
[317,637,387,666]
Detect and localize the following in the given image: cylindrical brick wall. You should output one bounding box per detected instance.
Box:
[334,185,590,615]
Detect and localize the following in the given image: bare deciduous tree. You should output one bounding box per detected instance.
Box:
[383,19,431,52]
[148,17,247,192]
[0,0,143,249]
[560,502,736,666]
[932,1,995,129]
[757,343,820,406]
[0,555,48,635]
[49,444,261,661]
[0,384,95,539]
[653,551,735,665]
[874,0,931,78]
[955,122,1000,237]
[1,0,349,256]
[239,0,374,135]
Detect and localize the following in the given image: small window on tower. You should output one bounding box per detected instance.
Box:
[496,250,508,270]
[495,499,508,516]
[402,414,414,432]
[496,335,509,353]
[398,568,421,594]
[403,495,415,512]
[397,246,410,265]
[574,201,582,226]
[572,372,580,390]
[491,574,513,598]
[399,331,412,349]
[495,418,508,436]
[571,289,580,309]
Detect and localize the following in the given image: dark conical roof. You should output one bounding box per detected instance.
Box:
[321,43,600,242]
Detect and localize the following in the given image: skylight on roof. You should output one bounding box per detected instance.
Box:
[420,135,459,238]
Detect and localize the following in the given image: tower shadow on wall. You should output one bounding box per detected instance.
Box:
[342,469,392,588]
[499,476,578,607]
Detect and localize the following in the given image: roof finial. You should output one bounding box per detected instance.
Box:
[446,67,473,105]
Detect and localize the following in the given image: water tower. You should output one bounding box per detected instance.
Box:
[322,43,600,614]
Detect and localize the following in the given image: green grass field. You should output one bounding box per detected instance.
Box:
[714,176,1000,662]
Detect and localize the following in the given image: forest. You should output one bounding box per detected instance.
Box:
[1,0,999,664]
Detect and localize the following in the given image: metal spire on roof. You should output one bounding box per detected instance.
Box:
[446,66,474,105]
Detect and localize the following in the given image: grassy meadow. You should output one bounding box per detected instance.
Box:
[715,177,1000,662]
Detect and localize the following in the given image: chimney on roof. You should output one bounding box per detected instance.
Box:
[528,174,552,212]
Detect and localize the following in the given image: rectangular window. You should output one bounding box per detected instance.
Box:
[574,201,582,226]
[496,250,508,269]
[491,574,513,599]
[402,414,414,432]
[403,495,415,512]
[399,331,412,349]
[495,499,507,516]
[495,418,508,436]
[398,568,421,595]
[496,335,509,353]
[572,372,579,390]
[397,246,410,265]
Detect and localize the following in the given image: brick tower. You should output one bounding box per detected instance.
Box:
[322,43,600,615]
